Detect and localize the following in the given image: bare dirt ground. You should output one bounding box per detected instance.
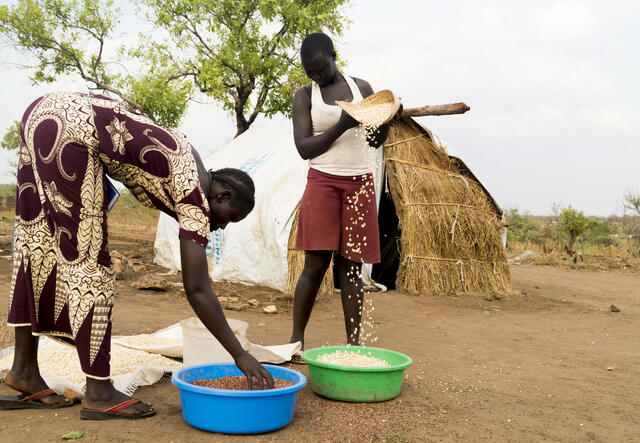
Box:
[1,238,639,442]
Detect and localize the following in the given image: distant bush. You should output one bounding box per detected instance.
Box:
[560,206,587,244]
[583,219,615,246]
[0,184,16,196]
[504,206,638,256]
[108,188,159,229]
[505,209,540,243]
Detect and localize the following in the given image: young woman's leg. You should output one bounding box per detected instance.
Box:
[336,255,364,345]
[289,250,333,348]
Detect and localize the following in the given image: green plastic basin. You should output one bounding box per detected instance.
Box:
[301,346,412,402]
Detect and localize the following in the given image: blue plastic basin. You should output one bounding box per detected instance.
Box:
[172,363,307,434]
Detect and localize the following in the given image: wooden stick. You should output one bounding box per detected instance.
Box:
[402,102,470,117]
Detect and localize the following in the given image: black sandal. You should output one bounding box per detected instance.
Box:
[80,398,156,420]
[290,353,307,365]
[0,388,75,410]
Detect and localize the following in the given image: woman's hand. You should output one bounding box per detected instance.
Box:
[366,104,403,148]
[235,351,274,390]
[338,110,359,131]
[292,88,361,160]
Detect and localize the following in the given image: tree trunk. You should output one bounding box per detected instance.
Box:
[234,98,250,138]
[567,230,577,251]
[564,230,578,258]
[235,117,249,138]
[233,84,254,138]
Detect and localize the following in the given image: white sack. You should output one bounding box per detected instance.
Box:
[116,320,302,364]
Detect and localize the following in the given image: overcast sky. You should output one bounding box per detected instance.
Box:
[0,0,638,216]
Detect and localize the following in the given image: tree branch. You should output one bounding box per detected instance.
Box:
[92,30,105,77]
[247,82,272,125]
[402,103,471,117]
[263,23,289,59]
[86,75,156,122]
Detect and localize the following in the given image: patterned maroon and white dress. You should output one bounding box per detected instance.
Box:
[7,92,210,379]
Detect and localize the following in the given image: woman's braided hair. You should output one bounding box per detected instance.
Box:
[209,168,255,212]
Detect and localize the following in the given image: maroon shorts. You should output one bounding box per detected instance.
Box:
[296,168,380,263]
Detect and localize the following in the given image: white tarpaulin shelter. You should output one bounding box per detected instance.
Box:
[154,118,385,291]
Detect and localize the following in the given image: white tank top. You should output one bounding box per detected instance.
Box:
[309,74,374,176]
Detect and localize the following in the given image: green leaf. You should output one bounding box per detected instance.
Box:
[61,430,84,440]
[1,121,20,151]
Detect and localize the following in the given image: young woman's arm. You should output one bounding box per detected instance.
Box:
[179,237,274,389]
[292,86,359,160]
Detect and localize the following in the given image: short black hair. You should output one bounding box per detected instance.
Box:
[210,168,255,212]
[300,32,334,59]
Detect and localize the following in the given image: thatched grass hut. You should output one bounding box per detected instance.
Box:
[287,117,510,295]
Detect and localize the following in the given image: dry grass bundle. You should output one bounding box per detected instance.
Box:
[385,119,510,294]
[286,204,334,296]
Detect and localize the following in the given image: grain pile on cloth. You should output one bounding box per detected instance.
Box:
[0,337,181,396]
[113,322,183,358]
[317,350,390,368]
[384,119,510,294]
[0,320,301,397]
[115,334,181,348]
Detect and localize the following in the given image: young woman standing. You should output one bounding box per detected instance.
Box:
[289,33,397,355]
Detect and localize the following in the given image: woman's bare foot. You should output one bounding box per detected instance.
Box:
[4,370,71,405]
